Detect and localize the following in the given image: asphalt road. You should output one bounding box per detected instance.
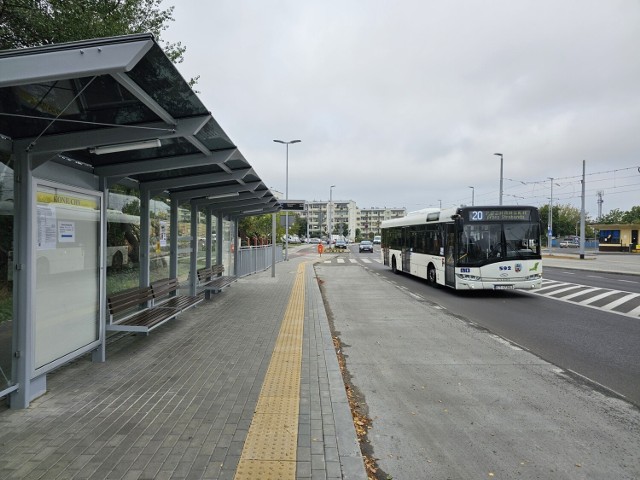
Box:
[321,245,640,407]
[314,254,640,479]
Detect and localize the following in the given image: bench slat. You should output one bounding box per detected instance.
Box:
[151,277,203,311]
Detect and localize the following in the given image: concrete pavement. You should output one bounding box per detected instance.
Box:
[0,255,366,480]
[1,247,638,479]
[317,253,640,479]
[543,251,640,275]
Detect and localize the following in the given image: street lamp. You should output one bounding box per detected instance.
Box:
[468,186,475,206]
[494,153,503,205]
[548,177,554,251]
[273,139,301,261]
[329,185,336,242]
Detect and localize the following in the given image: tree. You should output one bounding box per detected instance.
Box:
[238,214,279,245]
[0,0,198,85]
[621,206,640,224]
[599,208,625,224]
[539,203,594,238]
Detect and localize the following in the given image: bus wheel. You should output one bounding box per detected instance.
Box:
[391,256,399,274]
[427,264,437,285]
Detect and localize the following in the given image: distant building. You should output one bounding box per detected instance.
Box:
[304,201,406,241]
[358,207,406,238]
[591,223,640,252]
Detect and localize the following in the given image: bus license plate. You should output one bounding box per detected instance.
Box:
[494,284,514,290]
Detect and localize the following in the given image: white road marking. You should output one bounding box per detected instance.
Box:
[600,293,640,311]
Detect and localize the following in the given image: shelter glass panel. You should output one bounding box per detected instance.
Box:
[107,190,142,295]
[149,196,170,283]
[34,184,100,371]
[177,202,192,281]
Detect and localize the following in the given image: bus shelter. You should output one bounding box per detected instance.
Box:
[0,34,280,408]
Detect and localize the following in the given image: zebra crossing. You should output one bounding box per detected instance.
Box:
[528,279,640,319]
[321,256,381,265]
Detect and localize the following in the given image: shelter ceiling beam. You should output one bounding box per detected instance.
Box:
[18,115,211,156]
[94,148,238,177]
[191,191,268,208]
[170,180,262,202]
[144,167,253,194]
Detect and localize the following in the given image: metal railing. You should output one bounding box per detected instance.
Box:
[235,244,283,277]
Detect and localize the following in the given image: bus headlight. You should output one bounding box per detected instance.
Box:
[456,273,481,281]
[525,273,542,281]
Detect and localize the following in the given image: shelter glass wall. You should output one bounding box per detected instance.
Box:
[106,190,142,294]
[34,183,101,371]
[149,196,170,283]
[0,156,14,393]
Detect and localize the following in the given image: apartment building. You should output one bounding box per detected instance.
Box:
[358,207,407,237]
[304,201,405,240]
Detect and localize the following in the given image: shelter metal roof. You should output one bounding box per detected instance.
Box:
[0,34,279,215]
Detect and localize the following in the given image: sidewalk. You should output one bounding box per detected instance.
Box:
[542,251,640,275]
[0,255,367,480]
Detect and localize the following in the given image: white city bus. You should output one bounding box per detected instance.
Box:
[381,205,543,290]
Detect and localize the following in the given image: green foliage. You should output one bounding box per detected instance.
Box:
[539,203,595,237]
[597,206,640,224]
[238,213,279,243]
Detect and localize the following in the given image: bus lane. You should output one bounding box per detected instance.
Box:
[316,260,640,480]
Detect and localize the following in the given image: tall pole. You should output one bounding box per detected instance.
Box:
[468,186,475,206]
[494,153,503,205]
[273,139,301,261]
[548,177,554,251]
[580,160,586,260]
[329,185,335,242]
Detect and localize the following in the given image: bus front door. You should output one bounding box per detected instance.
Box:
[445,224,456,287]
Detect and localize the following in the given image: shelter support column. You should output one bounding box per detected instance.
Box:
[216,214,223,267]
[233,217,239,276]
[169,194,179,279]
[189,202,198,296]
[272,213,276,278]
[205,207,213,267]
[93,176,108,363]
[10,151,38,409]
[140,186,150,288]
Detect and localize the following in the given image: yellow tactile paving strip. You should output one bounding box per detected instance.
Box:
[234,263,306,480]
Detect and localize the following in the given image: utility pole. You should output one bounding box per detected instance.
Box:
[580,160,586,260]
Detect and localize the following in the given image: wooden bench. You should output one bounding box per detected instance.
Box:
[151,277,203,312]
[197,264,236,295]
[106,285,180,334]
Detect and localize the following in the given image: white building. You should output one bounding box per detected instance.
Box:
[304,201,405,241]
[358,207,407,238]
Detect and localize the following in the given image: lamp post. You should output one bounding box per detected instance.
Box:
[494,153,503,205]
[548,177,554,251]
[468,186,475,206]
[329,185,336,243]
[273,139,301,261]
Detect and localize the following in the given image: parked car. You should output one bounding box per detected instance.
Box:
[335,239,348,249]
[560,239,579,248]
[359,240,374,253]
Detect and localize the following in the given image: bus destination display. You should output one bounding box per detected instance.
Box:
[467,209,531,222]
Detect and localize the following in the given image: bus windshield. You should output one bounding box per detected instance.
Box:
[459,221,540,266]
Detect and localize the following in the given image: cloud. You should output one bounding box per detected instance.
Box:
[165,0,640,215]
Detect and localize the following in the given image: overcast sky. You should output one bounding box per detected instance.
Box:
[164,0,640,217]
